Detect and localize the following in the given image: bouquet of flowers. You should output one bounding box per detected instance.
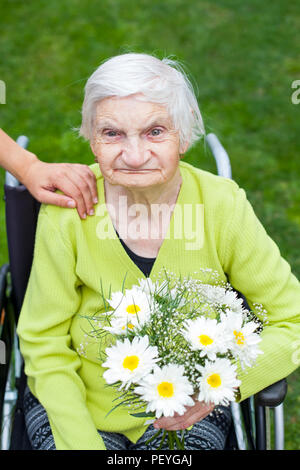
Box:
[87,268,267,449]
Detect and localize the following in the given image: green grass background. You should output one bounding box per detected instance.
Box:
[0,0,299,449]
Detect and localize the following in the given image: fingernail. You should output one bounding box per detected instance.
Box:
[89,209,95,216]
[82,213,87,219]
[93,197,98,204]
[67,200,76,208]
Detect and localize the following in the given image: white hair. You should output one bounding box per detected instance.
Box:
[79,53,205,151]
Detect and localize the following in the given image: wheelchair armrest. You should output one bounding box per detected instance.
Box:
[255,378,287,407]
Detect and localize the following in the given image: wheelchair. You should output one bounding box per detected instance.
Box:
[0,134,288,451]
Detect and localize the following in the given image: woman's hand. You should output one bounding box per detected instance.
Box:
[0,130,98,218]
[22,159,98,219]
[153,397,215,431]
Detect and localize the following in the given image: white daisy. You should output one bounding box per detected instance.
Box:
[181,317,227,360]
[197,358,241,406]
[137,278,160,295]
[139,277,178,300]
[220,290,246,314]
[107,287,152,328]
[140,277,185,301]
[220,311,263,368]
[103,316,137,335]
[102,336,159,390]
[135,364,195,418]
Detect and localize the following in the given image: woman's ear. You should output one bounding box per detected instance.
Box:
[90,139,98,162]
[179,140,189,156]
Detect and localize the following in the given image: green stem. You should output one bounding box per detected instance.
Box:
[158,430,168,450]
[181,429,185,448]
[173,430,185,450]
[144,428,163,446]
[167,431,175,450]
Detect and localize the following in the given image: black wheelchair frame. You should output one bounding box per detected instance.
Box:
[0,135,288,450]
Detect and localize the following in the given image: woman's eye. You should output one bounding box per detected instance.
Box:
[105,130,118,137]
[150,128,163,137]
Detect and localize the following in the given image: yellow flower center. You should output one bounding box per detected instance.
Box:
[157,381,174,398]
[234,330,245,345]
[207,373,222,388]
[122,323,135,331]
[122,355,139,371]
[126,304,141,315]
[199,334,214,346]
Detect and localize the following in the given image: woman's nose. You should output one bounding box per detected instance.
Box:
[121,136,151,169]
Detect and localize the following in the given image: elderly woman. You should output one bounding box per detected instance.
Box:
[17,53,300,450]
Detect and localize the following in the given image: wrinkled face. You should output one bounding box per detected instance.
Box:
[90,94,183,189]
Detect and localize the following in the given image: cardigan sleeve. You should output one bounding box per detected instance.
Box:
[220,182,300,401]
[17,206,106,450]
